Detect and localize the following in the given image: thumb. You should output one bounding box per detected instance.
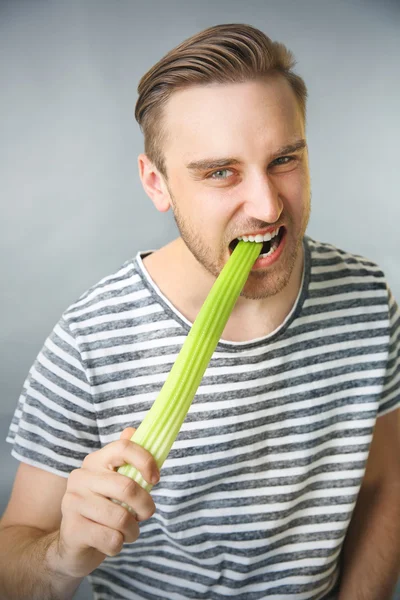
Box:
[120,427,136,441]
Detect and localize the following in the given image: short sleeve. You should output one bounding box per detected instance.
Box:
[6,315,101,477]
[378,286,400,416]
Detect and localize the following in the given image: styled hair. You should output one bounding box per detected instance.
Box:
[135,23,307,176]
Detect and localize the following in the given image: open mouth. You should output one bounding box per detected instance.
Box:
[229,226,285,257]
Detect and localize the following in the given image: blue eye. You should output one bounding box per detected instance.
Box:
[273,156,294,165]
[210,169,233,179]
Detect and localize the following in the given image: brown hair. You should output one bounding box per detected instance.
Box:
[135,23,307,176]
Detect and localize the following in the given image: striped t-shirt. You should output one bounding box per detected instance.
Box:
[7,236,400,600]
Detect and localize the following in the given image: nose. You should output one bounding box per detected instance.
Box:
[242,172,283,224]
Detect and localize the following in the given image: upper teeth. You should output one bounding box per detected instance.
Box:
[238,227,280,243]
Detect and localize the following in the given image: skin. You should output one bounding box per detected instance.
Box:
[0,428,159,598]
[139,76,311,339]
[52,427,158,578]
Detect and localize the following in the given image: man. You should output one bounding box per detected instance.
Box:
[1,23,399,600]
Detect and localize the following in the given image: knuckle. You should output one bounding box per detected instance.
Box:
[148,501,157,518]
[82,451,95,467]
[120,476,138,499]
[115,505,132,529]
[124,523,140,544]
[106,530,124,556]
[142,453,159,483]
[61,490,79,513]
[142,500,156,521]
[142,453,154,473]
[67,468,81,485]
[118,438,131,452]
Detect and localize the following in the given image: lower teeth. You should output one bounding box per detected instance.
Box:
[260,238,279,258]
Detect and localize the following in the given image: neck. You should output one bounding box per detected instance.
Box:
[142,237,305,342]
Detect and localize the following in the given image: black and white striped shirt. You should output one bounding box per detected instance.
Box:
[7,236,400,600]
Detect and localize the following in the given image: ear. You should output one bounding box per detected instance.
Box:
[138,154,171,213]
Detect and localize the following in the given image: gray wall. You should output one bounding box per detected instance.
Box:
[1,0,399,413]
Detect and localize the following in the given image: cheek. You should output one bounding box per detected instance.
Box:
[198,201,229,235]
[281,168,309,211]
[192,188,233,227]
[176,191,222,235]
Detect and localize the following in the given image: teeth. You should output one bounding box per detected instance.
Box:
[237,226,280,243]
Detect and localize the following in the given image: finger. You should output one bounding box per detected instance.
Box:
[74,492,140,544]
[68,469,156,522]
[62,511,125,557]
[82,439,159,485]
[120,427,136,440]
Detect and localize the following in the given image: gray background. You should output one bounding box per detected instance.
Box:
[1,1,399,598]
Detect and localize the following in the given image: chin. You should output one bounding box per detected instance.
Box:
[240,278,289,300]
[240,254,298,300]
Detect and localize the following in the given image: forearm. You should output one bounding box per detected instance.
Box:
[339,484,400,600]
[0,525,83,600]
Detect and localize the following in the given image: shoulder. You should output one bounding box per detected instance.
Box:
[306,236,384,274]
[305,236,388,295]
[60,253,155,332]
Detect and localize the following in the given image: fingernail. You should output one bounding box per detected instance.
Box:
[151,471,160,484]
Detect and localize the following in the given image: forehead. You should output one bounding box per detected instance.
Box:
[161,77,304,164]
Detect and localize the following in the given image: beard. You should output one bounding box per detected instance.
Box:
[169,191,311,301]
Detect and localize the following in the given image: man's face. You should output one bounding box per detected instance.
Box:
[160,76,311,299]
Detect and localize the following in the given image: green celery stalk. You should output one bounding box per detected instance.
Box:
[117,240,262,493]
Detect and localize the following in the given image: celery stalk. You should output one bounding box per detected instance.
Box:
[117,240,262,493]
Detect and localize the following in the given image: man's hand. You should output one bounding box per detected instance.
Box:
[49,428,159,579]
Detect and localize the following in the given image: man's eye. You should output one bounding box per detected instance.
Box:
[209,169,233,179]
[273,156,294,166]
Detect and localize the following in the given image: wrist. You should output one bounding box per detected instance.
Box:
[44,531,83,598]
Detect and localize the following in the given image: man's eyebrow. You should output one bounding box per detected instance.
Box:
[186,158,242,171]
[273,139,307,157]
[186,139,307,172]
